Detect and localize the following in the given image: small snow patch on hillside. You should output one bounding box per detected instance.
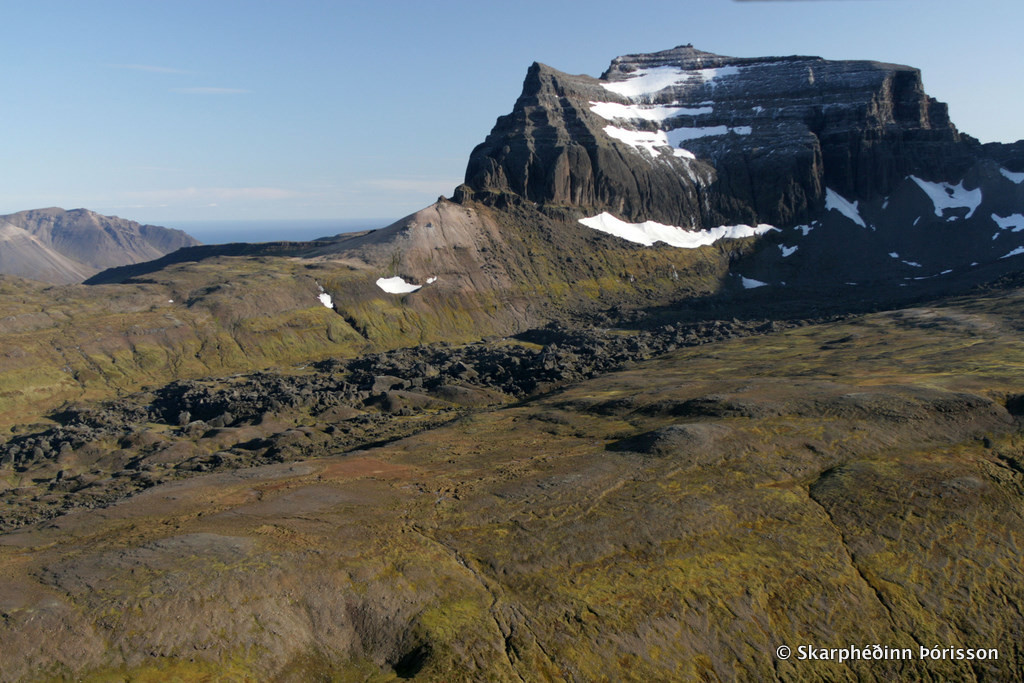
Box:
[779,245,797,257]
[992,213,1024,232]
[909,176,982,219]
[1002,246,1024,259]
[901,260,922,268]
[579,212,774,249]
[426,276,438,284]
[888,252,899,258]
[1000,168,1024,184]
[825,188,866,228]
[740,276,768,289]
[376,276,421,294]
[318,292,334,308]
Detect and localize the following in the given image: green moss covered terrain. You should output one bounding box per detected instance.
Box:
[1,274,1022,681]
[0,199,756,429]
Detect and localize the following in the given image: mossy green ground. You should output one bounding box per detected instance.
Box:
[0,217,741,430]
[2,285,1022,681]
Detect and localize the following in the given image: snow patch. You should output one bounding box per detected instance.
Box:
[1001,246,1024,259]
[601,65,742,98]
[909,176,982,219]
[901,260,922,268]
[318,292,334,308]
[888,252,900,258]
[426,276,438,284]
[992,213,1024,232]
[579,212,774,249]
[779,245,797,257]
[825,188,866,228]
[589,101,711,122]
[794,225,813,236]
[667,126,751,143]
[1000,168,1024,184]
[603,126,695,159]
[741,276,768,289]
[376,276,421,294]
[604,124,750,159]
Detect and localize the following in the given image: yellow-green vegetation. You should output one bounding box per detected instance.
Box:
[1,282,1022,681]
[0,202,751,429]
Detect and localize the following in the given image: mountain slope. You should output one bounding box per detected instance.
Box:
[459,45,1024,291]
[6,45,1024,428]
[0,208,199,283]
[0,223,94,283]
[1,276,1022,680]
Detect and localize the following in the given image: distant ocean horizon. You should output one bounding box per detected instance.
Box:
[166,218,396,246]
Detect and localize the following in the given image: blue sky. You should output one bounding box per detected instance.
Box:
[4,0,1021,227]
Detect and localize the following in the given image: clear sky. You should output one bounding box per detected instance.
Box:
[4,0,1021,226]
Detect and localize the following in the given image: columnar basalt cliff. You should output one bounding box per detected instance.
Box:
[461,45,985,229]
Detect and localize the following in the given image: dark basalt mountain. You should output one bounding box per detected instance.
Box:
[459,44,1024,289]
[0,207,199,284]
[84,46,1024,316]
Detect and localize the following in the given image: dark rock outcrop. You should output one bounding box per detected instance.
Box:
[462,45,983,228]
[460,44,1024,292]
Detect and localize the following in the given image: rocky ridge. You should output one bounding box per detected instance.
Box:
[0,316,797,530]
[0,207,199,284]
[460,45,1024,290]
[462,44,977,227]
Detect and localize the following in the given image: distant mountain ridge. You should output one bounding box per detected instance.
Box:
[0,207,199,283]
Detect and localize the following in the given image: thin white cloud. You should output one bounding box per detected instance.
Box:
[364,178,462,194]
[122,187,300,202]
[172,87,251,95]
[106,63,190,74]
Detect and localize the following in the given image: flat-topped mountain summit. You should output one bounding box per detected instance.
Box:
[463,44,976,227]
[456,45,1024,289]
[0,207,199,284]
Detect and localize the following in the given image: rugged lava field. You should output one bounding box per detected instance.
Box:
[1,277,1022,681]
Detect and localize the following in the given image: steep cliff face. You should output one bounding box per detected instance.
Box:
[462,45,979,229]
